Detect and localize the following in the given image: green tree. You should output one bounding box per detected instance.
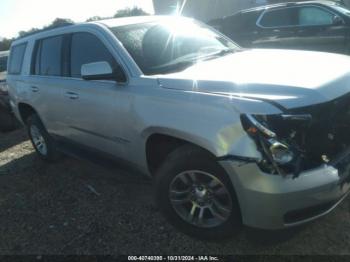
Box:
[86,16,105,22]
[0,7,149,51]
[48,18,74,28]
[114,7,149,18]
[17,18,74,38]
[18,27,40,38]
[0,38,12,51]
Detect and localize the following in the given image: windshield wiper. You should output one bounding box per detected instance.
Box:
[147,49,236,75]
[148,60,196,75]
[202,48,236,61]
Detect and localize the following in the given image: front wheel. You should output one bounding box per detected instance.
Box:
[155,145,242,240]
[27,114,61,162]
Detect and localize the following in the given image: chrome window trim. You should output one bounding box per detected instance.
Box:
[29,30,130,85]
[256,4,345,29]
[25,74,129,86]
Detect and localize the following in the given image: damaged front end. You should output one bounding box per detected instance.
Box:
[240,94,350,179]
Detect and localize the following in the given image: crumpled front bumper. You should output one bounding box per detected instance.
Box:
[219,149,350,230]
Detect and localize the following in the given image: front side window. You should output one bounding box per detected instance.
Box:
[34,35,63,76]
[110,18,239,75]
[259,8,297,27]
[70,33,117,78]
[8,43,27,75]
[298,6,335,26]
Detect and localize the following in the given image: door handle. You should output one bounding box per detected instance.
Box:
[64,92,79,100]
[31,86,39,93]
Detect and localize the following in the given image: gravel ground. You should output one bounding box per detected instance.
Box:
[0,128,350,255]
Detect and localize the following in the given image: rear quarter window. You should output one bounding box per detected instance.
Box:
[8,43,27,75]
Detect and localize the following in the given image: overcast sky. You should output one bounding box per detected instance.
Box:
[0,0,154,39]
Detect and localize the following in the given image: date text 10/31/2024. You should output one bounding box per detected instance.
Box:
[128,256,220,261]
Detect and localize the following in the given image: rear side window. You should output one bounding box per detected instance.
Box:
[8,43,27,75]
[259,7,297,27]
[33,35,63,76]
[70,33,116,78]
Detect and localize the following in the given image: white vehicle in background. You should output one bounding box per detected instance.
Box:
[0,50,18,132]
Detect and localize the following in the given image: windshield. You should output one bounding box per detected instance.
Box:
[331,3,350,16]
[110,18,239,75]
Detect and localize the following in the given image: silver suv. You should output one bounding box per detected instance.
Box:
[7,16,350,239]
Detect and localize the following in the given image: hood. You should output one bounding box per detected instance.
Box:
[157,49,350,111]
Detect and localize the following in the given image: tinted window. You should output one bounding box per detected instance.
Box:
[37,35,63,76]
[70,33,116,78]
[260,8,297,27]
[225,11,260,32]
[298,6,335,25]
[0,56,8,72]
[8,44,27,75]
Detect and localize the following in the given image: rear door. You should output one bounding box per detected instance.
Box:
[28,35,68,136]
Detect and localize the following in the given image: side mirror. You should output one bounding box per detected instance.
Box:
[333,16,343,26]
[81,61,114,81]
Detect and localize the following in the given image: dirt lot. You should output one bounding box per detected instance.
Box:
[0,128,350,255]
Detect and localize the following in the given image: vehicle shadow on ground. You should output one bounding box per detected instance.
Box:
[0,151,37,176]
[0,151,308,251]
[0,127,27,152]
[244,225,307,245]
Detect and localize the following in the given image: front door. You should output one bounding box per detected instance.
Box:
[60,32,130,157]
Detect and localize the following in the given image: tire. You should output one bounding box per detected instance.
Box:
[155,144,242,240]
[27,114,61,162]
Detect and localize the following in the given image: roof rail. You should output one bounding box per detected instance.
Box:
[17,22,75,39]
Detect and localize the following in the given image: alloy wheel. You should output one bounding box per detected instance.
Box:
[30,125,48,156]
[169,170,233,228]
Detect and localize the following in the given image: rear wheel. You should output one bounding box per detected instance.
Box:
[27,114,60,162]
[155,145,242,240]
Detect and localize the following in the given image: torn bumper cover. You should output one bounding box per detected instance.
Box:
[219,95,350,229]
[239,93,350,177]
[219,149,350,229]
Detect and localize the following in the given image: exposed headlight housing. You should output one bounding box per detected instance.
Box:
[241,114,301,175]
[245,114,276,138]
[269,139,294,165]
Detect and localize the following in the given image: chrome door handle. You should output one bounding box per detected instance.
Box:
[64,92,79,100]
[31,86,39,93]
